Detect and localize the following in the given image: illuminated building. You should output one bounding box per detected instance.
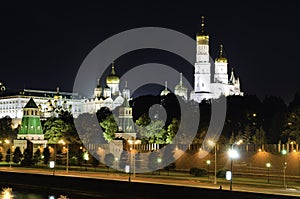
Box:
[0,87,82,127]
[14,98,47,153]
[189,16,243,102]
[82,62,131,113]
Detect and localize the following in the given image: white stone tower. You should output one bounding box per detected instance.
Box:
[214,44,229,84]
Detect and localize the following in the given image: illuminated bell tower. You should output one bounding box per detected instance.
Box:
[106,62,120,96]
[194,16,211,94]
[214,44,228,84]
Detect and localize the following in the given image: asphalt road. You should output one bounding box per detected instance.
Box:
[0,167,299,198]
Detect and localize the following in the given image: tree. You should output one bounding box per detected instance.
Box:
[282,109,300,144]
[252,126,266,146]
[164,163,176,176]
[0,151,3,161]
[75,113,104,145]
[5,148,11,163]
[21,148,33,166]
[33,149,41,165]
[42,147,51,165]
[161,145,176,175]
[104,153,115,171]
[12,147,23,164]
[147,152,159,173]
[91,155,100,171]
[119,150,129,171]
[100,115,118,142]
[242,125,252,144]
[165,118,179,144]
[44,118,78,144]
[134,152,141,171]
[0,116,18,141]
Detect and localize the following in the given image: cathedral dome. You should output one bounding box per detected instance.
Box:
[160,89,170,96]
[160,81,171,96]
[106,63,120,84]
[215,44,227,63]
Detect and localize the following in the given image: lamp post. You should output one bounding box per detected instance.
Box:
[83,151,89,171]
[157,157,162,175]
[266,162,271,184]
[228,139,243,191]
[4,139,11,168]
[58,140,69,173]
[206,160,211,179]
[208,140,217,184]
[127,139,141,179]
[281,149,287,188]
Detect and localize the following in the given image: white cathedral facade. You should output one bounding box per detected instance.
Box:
[81,62,131,113]
[190,16,243,102]
[161,16,243,102]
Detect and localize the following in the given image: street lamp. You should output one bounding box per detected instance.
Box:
[281,149,287,188]
[58,140,69,173]
[157,157,162,175]
[83,151,89,171]
[208,140,217,184]
[228,139,243,191]
[4,139,12,168]
[127,139,141,178]
[266,162,271,184]
[206,160,211,179]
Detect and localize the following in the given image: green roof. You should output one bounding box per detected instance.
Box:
[18,116,43,135]
[24,98,38,109]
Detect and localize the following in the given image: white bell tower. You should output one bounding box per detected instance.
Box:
[194,16,211,93]
[214,44,228,84]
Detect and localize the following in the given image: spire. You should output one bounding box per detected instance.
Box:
[215,44,228,63]
[179,73,183,86]
[229,68,236,84]
[160,81,170,96]
[201,16,205,34]
[111,61,116,75]
[219,44,223,56]
[196,15,209,41]
[125,81,128,88]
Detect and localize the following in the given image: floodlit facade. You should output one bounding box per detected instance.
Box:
[190,16,243,102]
[0,87,82,127]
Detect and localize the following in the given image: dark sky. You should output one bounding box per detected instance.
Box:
[0,2,299,104]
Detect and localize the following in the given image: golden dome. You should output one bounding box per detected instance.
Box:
[215,44,228,63]
[196,16,209,45]
[106,62,120,84]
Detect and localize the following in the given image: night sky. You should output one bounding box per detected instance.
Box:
[0,2,299,104]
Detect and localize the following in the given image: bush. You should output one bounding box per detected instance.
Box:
[194,168,207,177]
[189,167,198,175]
[189,167,207,177]
[216,169,227,178]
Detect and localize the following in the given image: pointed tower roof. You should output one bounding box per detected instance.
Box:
[24,98,38,109]
[197,16,208,36]
[215,44,228,63]
[229,68,236,84]
[175,73,188,91]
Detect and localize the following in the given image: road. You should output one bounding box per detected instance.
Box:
[0,167,299,198]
